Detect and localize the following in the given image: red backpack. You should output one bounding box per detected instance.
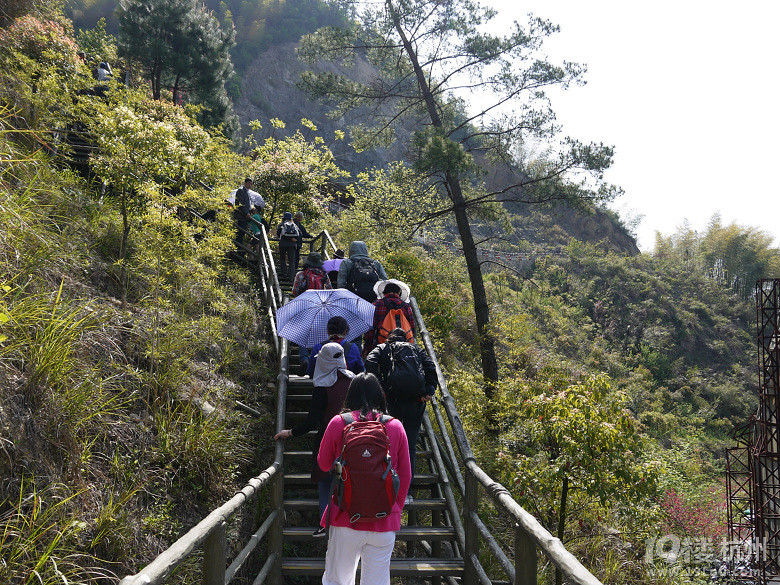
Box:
[305,268,328,291]
[331,413,400,524]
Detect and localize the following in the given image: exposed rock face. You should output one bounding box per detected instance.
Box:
[235,43,640,255]
[235,42,406,172]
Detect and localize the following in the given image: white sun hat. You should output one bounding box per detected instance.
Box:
[374,279,411,302]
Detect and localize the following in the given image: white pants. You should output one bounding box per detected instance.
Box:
[322,526,395,585]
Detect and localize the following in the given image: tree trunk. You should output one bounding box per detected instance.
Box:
[388,0,500,424]
[172,71,181,105]
[152,59,161,100]
[555,475,569,585]
[447,171,499,403]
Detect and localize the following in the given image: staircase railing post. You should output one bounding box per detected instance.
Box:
[515,523,537,585]
[267,472,284,585]
[203,521,226,585]
[268,336,288,585]
[465,467,480,584]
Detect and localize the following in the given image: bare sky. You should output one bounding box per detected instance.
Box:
[485,0,780,251]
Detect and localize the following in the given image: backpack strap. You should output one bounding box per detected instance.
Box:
[378,414,394,424]
[341,412,355,425]
[342,340,353,356]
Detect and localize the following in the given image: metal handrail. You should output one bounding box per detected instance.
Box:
[308,229,338,260]
[410,297,604,585]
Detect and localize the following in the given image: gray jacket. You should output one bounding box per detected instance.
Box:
[336,241,388,289]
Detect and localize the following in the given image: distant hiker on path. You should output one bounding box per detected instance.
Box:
[291,252,332,298]
[233,177,254,249]
[322,249,345,288]
[276,211,300,280]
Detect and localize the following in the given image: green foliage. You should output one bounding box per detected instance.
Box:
[0,482,112,585]
[154,402,246,492]
[0,30,276,581]
[0,15,93,132]
[245,118,348,224]
[411,127,475,175]
[654,215,780,300]
[75,16,117,64]
[0,14,78,64]
[66,0,351,71]
[323,161,445,248]
[88,89,238,303]
[382,247,470,339]
[91,93,225,191]
[510,373,659,518]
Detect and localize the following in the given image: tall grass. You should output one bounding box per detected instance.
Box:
[0,482,115,585]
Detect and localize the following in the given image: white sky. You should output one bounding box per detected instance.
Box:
[484,0,780,251]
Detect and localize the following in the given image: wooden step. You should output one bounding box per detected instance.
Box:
[283,526,456,541]
[286,376,314,389]
[283,497,447,512]
[284,472,440,486]
[285,411,310,420]
[284,450,314,459]
[284,449,433,460]
[286,393,315,402]
[411,473,439,485]
[282,557,464,577]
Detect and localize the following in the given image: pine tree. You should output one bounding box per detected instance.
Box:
[298,0,621,424]
[118,0,236,132]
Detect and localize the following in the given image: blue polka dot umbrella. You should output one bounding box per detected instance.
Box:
[275,289,376,348]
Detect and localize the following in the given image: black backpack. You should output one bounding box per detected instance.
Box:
[347,258,379,301]
[384,342,426,402]
[235,187,251,214]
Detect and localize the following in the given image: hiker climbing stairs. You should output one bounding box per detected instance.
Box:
[117,226,606,585]
[278,372,464,580]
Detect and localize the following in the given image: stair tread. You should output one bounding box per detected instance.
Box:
[285,472,440,485]
[284,526,456,540]
[284,449,433,458]
[283,496,448,511]
[282,557,464,575]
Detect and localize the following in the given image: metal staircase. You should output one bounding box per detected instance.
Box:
[119,224,604,585]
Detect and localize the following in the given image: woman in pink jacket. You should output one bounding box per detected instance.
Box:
[317,373,411,585]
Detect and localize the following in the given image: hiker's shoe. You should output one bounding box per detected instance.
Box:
[312,526,327,538]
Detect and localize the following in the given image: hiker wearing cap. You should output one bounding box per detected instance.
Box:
[322,249,345,288]
[291,251,332,373]
[276,212,301,281]
[291,252,332,298]
[274,342,355,537]
[363,279,415,357]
